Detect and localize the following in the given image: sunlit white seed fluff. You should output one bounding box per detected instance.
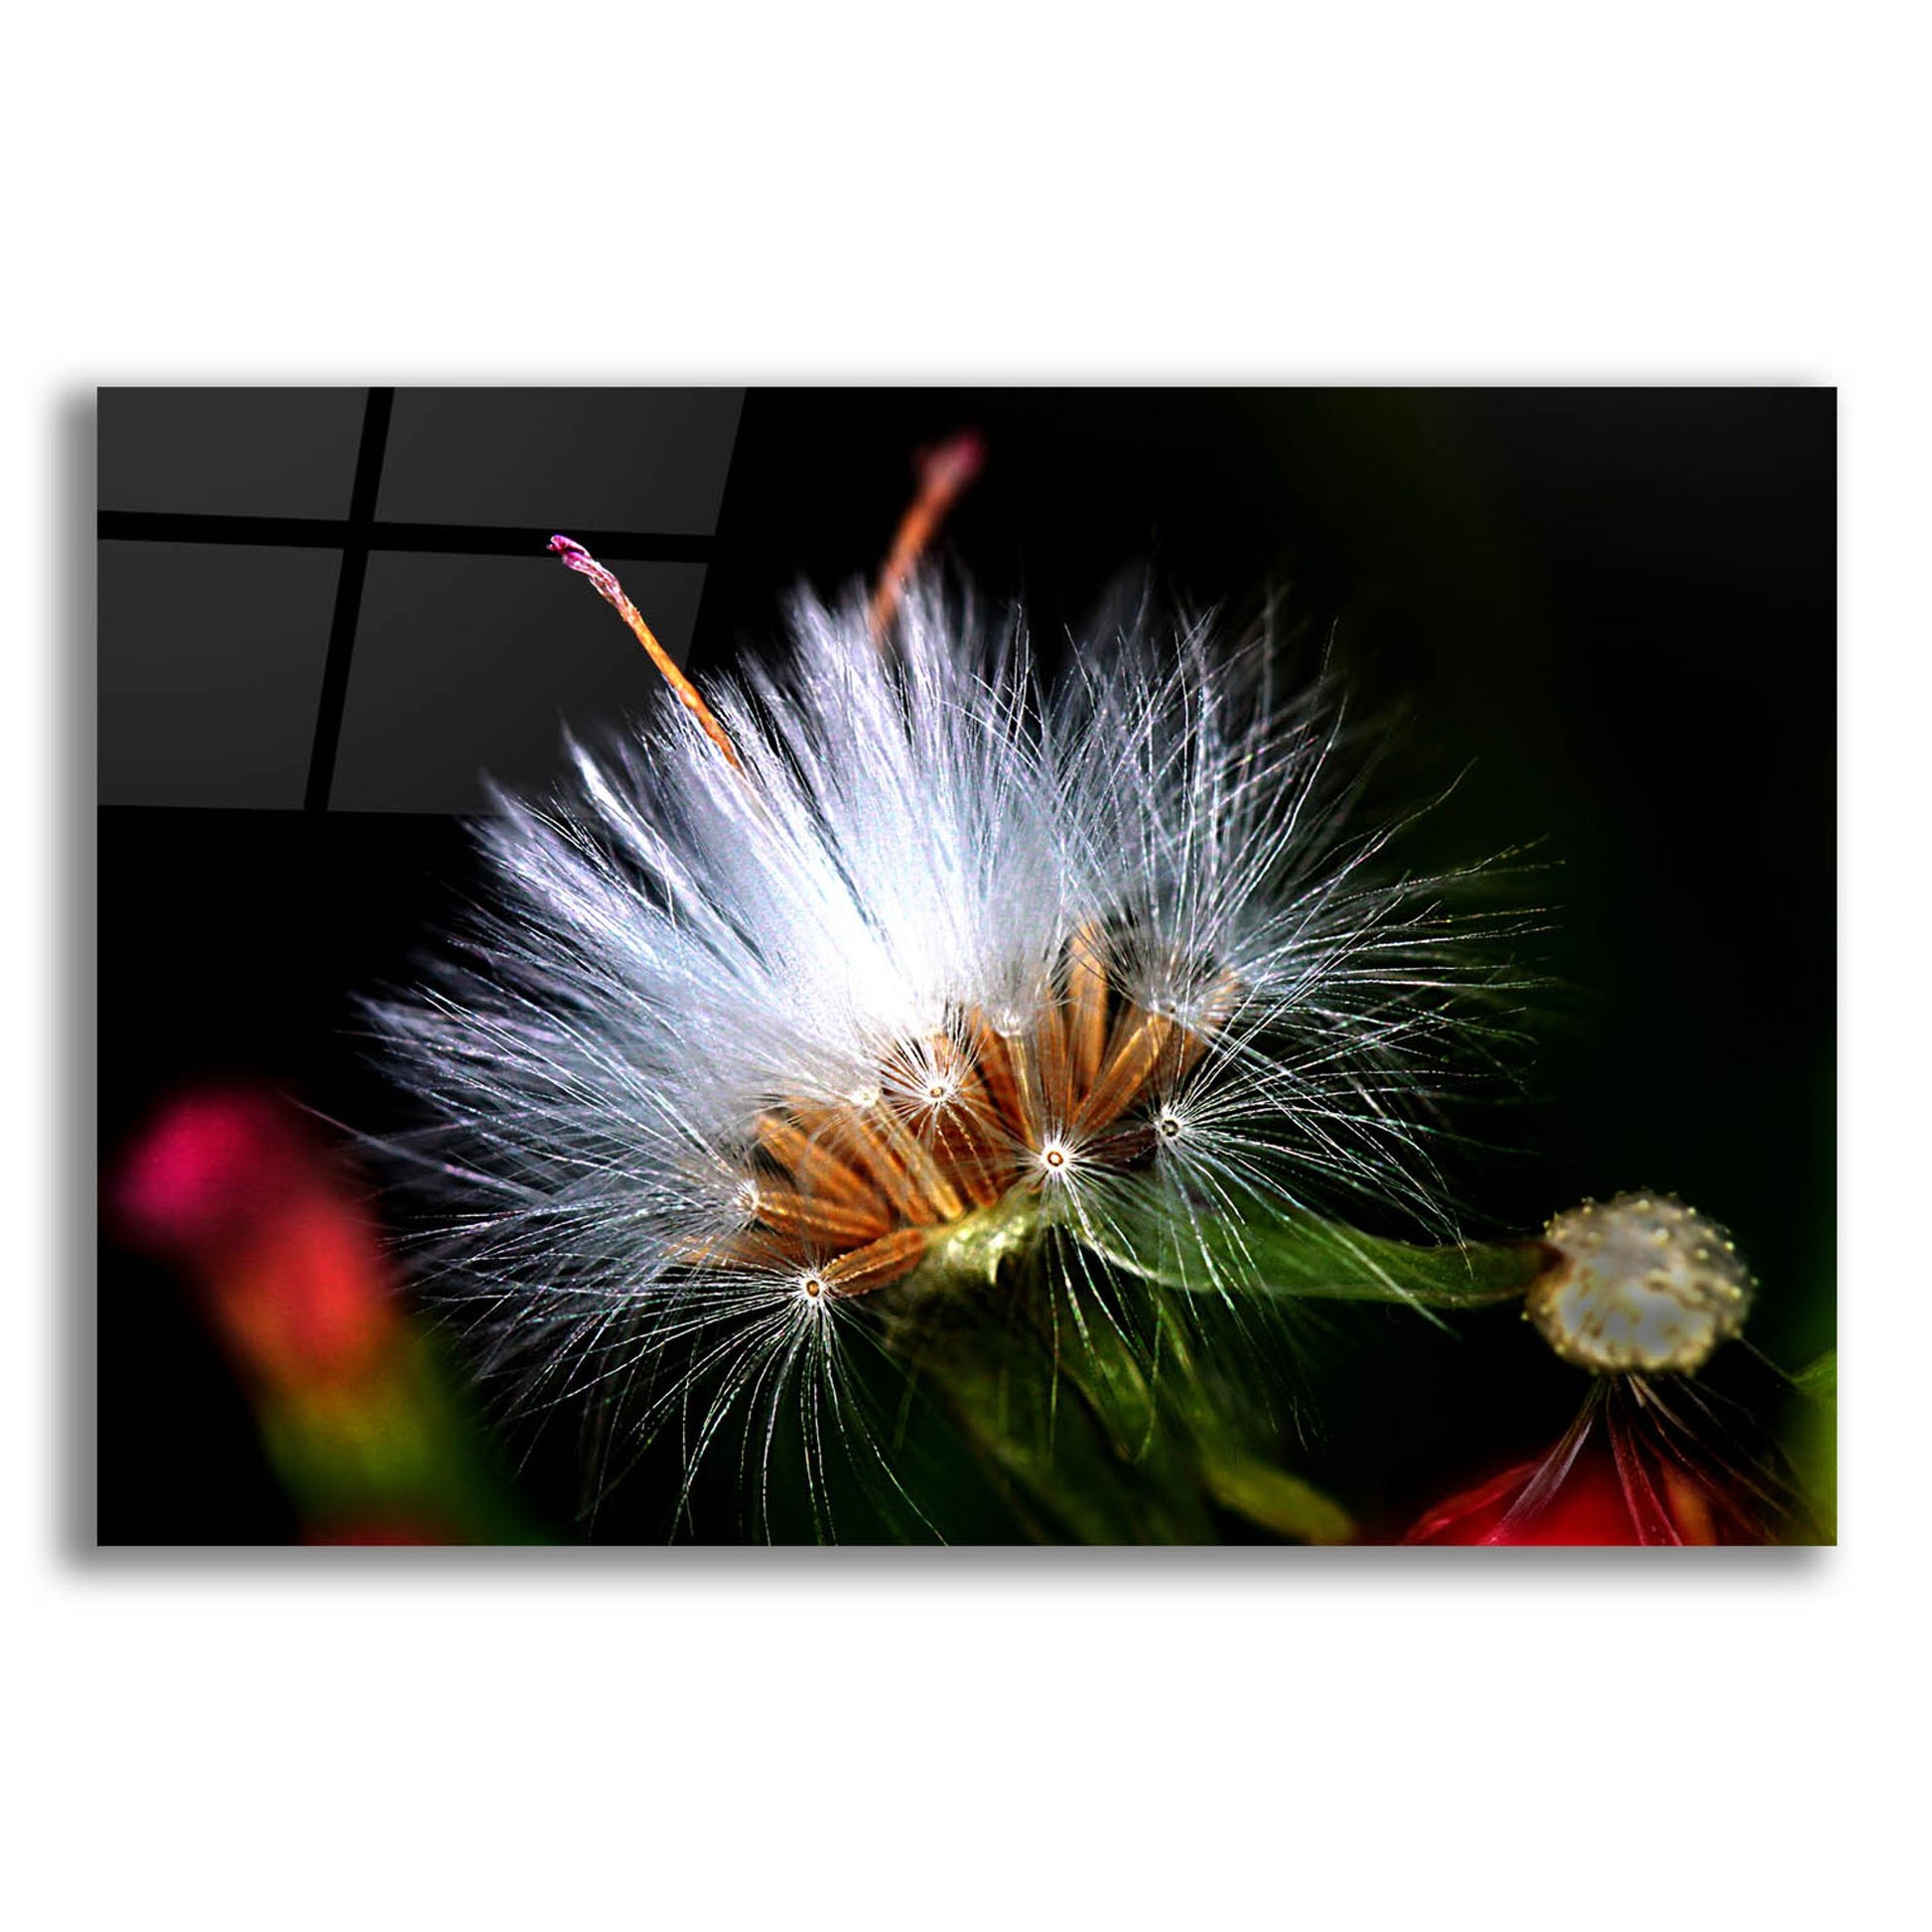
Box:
[370,578,1517,1507]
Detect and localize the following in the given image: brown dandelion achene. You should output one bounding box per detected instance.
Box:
[691,922,1239,1298]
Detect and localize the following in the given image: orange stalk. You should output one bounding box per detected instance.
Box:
[549,536,744,771]
[867,430,986,642]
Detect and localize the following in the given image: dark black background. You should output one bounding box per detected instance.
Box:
[96,388,1836,1543]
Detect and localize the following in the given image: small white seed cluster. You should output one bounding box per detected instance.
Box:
[1526,1192,1753,1374]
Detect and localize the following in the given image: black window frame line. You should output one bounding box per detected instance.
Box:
[97,387,717,812]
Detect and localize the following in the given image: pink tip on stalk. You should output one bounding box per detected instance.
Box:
[917,428,987,503]
[548,533,744,771]
[868,428,987,642]
[548,533,625,606]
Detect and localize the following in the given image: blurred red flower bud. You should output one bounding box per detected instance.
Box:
[112,1085,401,1395]
[109,1082,532,1545]
[1403,1378,1771,1546]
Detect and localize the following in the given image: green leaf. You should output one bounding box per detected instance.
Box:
[878,1190,1514,1541]
[1794,1350,1837,1400]
[1787,1349,1837,1544]
[1082,1195,1549,1310]
[1197,1446,1356,1544]
[879,1245,1356,1543]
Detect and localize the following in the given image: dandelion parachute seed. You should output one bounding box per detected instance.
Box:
[369,548,1527,1536]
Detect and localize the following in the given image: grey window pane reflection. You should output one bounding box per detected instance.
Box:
[98,541,343,808]
[99,389,365,519]
[375,389,743,534]
[329,552,709,813]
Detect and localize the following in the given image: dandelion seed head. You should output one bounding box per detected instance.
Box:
[1528,1193,1753,1374]
[369,574,1523,1527]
